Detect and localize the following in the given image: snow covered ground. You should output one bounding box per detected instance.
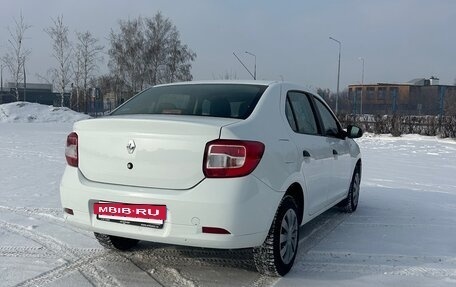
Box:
[1,103,456,286]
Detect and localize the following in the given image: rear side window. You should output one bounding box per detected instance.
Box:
[285,99,298,132]
[111,84,267,119]
[286,92,319,135]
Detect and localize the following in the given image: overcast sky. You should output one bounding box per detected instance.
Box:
[1,0,455,91]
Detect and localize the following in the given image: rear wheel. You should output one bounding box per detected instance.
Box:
[338,168,361,213]
[253,195,299,276]
[94,232,139,251]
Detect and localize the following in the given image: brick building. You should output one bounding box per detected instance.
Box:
[348,77,456,116]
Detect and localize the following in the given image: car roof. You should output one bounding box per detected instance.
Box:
[154,80,277,87]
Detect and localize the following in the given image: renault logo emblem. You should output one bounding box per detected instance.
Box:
[126,140,136,154]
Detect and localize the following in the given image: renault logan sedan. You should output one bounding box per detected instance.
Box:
[60,81,362,276]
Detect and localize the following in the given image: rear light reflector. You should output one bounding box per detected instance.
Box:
[203,139,265,178]
[65,132,78,167]
[202,227,231,234]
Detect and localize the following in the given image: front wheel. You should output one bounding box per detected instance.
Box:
[338,168,361,213]
[253,195,299,276]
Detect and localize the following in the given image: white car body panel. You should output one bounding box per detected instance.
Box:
[60,167,281,248]
[327,137,353,203]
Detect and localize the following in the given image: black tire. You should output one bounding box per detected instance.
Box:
[94,232,139,251]
[338,168,361,213]
[253,195,299,276]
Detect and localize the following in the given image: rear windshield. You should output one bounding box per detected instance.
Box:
[111,84,267,119]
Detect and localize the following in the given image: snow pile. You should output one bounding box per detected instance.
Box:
[0,102,91,123]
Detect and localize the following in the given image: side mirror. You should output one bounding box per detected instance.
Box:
[346,125,363,139]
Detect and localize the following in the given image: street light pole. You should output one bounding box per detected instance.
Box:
[23,60,26,102]
[329,37,341,114]
[245,51,256,80]
[1,64,3,93]
[233,52,255,80]
[358,57,365,114]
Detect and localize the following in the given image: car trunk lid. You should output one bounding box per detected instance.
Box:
[74,115,240,190]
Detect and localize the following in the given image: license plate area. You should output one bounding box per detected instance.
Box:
[94,202,166,229]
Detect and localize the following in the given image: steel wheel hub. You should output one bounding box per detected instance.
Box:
[279,209,298,264]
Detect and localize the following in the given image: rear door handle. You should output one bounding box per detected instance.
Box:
[333,149,338,155]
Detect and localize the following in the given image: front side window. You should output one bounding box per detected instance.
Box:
[111,84,267,119]
[286,92,318,135]
[314,99,340,137]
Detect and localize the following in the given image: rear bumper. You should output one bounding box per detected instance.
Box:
[60,167,283,249]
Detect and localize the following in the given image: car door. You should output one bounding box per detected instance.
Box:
[313,97,352,204]
[285,91,333,215]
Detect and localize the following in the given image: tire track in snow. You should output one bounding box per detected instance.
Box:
[251,275,278,287]
[0,207,267,286]
[298,261,456,280]
[297,212,349,254]
[0,205,95,238]
[305,251,455,264]
[0,246,105,259]
[134,247,254,267]
[14,253,123,287]
[298,251,456,280]
[390,266,456,279]
[124,248,256,286]
[0,220,78,260]
[0,220,122,287]
[131,252,254,269]
[342,219,456,228]
[0,246,57,258]
[160,267,195,287]
[0,205,63,222]
[115,253,166,287]
[0,217,191,286]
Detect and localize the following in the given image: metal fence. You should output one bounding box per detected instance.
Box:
[338,114,456,138]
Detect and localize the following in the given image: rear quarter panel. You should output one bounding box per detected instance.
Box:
[220,84,300,192]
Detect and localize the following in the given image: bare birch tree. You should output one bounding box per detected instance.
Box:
[144,12,196,85]
[164,27,196,83]
[45,15,72,107]
[2,12,31,101]
[108,17,145,93]
[108,12,196,97]
[74,31,103,111]
[144,13,172,85]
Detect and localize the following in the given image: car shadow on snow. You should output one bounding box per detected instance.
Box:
[116,206,349,277]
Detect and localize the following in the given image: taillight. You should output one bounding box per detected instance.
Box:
[203,139,265,178]
[65,132,78,167]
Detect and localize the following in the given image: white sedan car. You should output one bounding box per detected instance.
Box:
[60,81,362,276]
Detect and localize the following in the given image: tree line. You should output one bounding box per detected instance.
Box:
[1,11,196,110]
